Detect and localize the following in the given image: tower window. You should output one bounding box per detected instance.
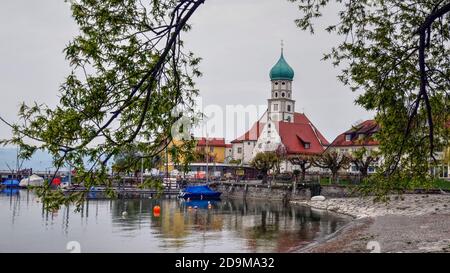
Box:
[282,82,285,85]
[287,105,291,112]
[287,93,290,98]
[274,92,278,98]
[273,104,278,111]
[274,82,279,85]
[282,92,285,97]
[268,123,271,128]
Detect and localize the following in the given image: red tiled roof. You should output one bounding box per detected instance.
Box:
[196,137,226,147]
[231,111,328,145]
[293,113,329,146]
[278,121,328,155]
[225,144,232,148]
[231,116,266,143]
[331,120,380,147]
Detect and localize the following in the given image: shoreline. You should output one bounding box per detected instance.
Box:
[291,194,450,253]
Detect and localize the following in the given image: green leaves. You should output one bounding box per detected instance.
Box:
[291,0,450,195]
[2,0,205,210]
[313,150,351,184]
[251,152,279,172]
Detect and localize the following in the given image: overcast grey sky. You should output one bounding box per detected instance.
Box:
[0,0,374,145]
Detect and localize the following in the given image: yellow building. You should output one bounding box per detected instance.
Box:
[158,137,229,173]
[195,137,227,164]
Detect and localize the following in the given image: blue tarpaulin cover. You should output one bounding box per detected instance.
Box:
[1,179,20,187]
[180,185,221,200]
[184,185,216,193]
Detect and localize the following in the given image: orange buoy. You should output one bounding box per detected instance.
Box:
[153,205,161,215]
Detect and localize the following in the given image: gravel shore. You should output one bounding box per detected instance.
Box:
[292,194,450,253]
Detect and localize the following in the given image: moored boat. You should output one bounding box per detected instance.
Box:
[1,179,20,188]
[19,175,45,188]
[178,185,221,200]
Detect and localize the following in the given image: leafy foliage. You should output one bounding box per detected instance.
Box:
[349,147,380,177]
[289,154,314,182]
[250,151,279,184]
[290,0,450,195]
[313,150,351,184]
[1,0,205,209]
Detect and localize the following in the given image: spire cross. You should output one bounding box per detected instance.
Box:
[281,39,284,53]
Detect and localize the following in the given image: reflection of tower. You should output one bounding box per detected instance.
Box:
[268,42,295,123]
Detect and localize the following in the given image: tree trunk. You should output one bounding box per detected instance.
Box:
[332,171,338,184]
[301,170,306,182]
[262,172,268,184]
[293,174,297,194]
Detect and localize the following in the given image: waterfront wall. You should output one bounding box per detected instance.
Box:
[212,182,353,201]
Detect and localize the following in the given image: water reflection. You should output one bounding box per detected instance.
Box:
[0,190,349,252]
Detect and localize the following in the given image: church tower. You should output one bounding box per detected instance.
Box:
[268,45,295,123]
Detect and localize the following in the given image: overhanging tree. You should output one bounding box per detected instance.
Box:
[0,0,205,209]
[290,0,450,195]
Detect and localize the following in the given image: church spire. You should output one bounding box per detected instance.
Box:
[269,44,294,81]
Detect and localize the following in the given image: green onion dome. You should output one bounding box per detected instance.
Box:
[269,53,294,81]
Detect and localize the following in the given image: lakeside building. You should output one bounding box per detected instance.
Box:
[329,119,381,174]
[158,137,250,178]
[195,137,228,164]
[230,50,329,172]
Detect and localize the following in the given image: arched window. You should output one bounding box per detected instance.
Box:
[274,92,278,98]
[274,82,279,85]
[282,82,285,85]
[281,92,285,97]
[287,105,291,112]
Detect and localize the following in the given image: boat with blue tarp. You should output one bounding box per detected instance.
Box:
[1,179,20,188]
[178,185,221,200]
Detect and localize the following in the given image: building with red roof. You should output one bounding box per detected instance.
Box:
[330,120,380,151]
[195,137,228,163]
[230,50,329,171]
[329,119,381,173]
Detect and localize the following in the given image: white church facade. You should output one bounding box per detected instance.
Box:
[231,50,329,172]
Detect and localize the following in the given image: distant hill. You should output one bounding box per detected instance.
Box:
[0,148,113,172]
[0,148,62,172]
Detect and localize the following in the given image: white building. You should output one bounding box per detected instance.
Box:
[231,50,329,171]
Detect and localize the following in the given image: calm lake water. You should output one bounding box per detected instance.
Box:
[0,189,350,253]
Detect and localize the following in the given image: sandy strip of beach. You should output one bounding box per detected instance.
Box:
[291,194,450,253]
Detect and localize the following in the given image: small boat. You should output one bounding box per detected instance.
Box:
[1,179,20,188]
[19,175,45,188]
[178,185,221,200]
